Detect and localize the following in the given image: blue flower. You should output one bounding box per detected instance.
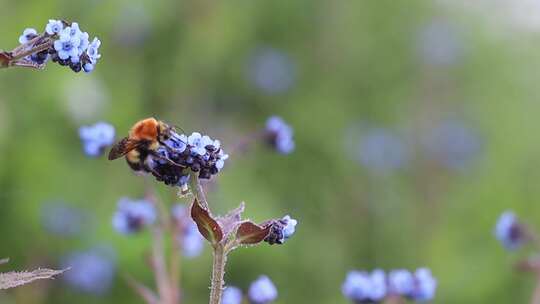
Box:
[76,31,90,62]
[41,202,87,237]
[112,197,156,234]
[369,269,387,301]
[248,275,278,304]
[68,22,82,39]
[281,215,297,240]
[78,122,115,157]
[356,127,408,174]
[265,116,295,154]
[86,37,102,63]
[164,133,188,153]
[222,286,243,304]
[18,28,37,44]
[388,269,414,296]
[172,204,204,258]
[247,47,296,94]
[342,271,372,302]
[83,62,95,73]
[54,27,81,60]
[422,119,481,170]
[45,19,64,35]
[494,211,527,250]
[410,268,437,302]
[60,247,116,295]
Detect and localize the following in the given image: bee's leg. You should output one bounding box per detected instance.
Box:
[150,150,186,168]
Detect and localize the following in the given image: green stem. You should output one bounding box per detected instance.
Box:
[209,244,226,304]
[189,174,209,209]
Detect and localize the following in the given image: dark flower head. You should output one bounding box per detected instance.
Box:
[147,131,228,186]
[264,215,297,245]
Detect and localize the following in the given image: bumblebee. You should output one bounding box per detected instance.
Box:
[108,117,181,173]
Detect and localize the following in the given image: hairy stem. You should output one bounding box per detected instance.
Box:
[189,174,209,209]
[531,275,540,304]
[209,245,227,304]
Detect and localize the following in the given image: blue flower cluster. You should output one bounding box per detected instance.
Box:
[112,197,156,235]
[342,268,437,303]
[16,19,101,72]
[221,286,243,304]
[265,116,295,154]
[248,275,278,304]
[172,204,204,258]
[148,131,229,186]
[494,211,528,250]
[264,215,298,245]
[79,122,115,157]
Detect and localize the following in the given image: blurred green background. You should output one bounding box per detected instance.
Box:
[2,0,540,303]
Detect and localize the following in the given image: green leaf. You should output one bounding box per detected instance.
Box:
[190,198,223,245]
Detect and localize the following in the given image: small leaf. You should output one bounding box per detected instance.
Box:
[190,199,223,245]
[236,221,271,245]
[0,51,11,68]
[0,268,68,290]
[217,202,245,238]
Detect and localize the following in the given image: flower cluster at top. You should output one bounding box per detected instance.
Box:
[342,268,437,303]
[494,211,529,250]
[265,116,295,154]
[264,215,297,245]
[79,122,115,157]
[16,19,101,72]
[149,131,229,186]
[222,275,278,304]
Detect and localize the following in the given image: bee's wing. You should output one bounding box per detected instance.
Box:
[108,137,140,160]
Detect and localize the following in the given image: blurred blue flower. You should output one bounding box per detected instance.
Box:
[422,119,481,170]
[369,269,387,301]
[282,215,297,241]
[265,116,295,154]
[61,248,116,295]
[410,268,437,302]
[18,28,37,44]
[388,269,414,296]
[248,275,278,304]
[54,27,81,60]
[112,197,156,235]
[247,47,296,95]
[494,211,527,250]
[78,122,115,157]
[342,271,372,302]
[355,127,409,174]
[417,20,463,67]
[172,204,204,258]
[222,286,243,304]
[41,202,88,237]
[45,19,64,35]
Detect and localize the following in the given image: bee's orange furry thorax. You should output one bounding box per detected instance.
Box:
[129,117,159,141]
